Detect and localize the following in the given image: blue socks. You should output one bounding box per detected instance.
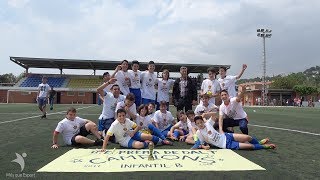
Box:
[249,137,260,144]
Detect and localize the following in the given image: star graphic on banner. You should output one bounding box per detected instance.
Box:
[70,158,83,163]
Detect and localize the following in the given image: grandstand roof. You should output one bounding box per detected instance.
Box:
[10,56,230,73]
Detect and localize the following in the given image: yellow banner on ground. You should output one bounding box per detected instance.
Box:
[38,149,265,172]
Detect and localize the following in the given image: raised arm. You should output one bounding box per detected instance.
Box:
[111,65,122,78]
[236,64,247,79]
[97,78,117,96]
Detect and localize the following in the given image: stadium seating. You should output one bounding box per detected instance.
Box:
[20,76,66,87]
[67,78,102,88]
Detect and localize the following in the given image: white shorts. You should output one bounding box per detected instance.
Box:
[118,136,131,148]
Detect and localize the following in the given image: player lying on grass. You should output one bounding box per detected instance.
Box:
[194,116,276,150]
[51,107,104,149]
[101,109,172,150]
[133,104,172,145]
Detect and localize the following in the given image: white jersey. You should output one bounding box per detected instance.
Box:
[201,79,220,104]
[194,103,218,116]
[115,101,137,119]
[128,70,141,89]
[153,110,174,131]
[141,71,158,100]
[55,117,87,145]
[157,78,174,103]
[196,118,226,149]
[187,119,197,135]
[38,83,50,98]
[99,92,126,119]
[135,114,152,133]
[218,75,237,98]
[149,112,155,120]
[175,121,189,131]
[115,70,131,95]
[107,119,137,147]
[219,97,247,120]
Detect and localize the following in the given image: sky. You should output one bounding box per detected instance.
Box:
[0,0,319,78]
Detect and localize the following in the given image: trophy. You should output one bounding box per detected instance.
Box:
[148,142,155,161]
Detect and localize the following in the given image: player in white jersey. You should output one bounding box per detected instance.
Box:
[115,93,137,120]
[218,90,249,134]
[111,60,131,95]
[194,116,276,150]
[153,101,175,138]
[51,107,103,149]
[97,80,125,138]
[218,64,247,98]
[128,60,142,107]
[169,111,190,142]
[194,94,219,120]
[200,67,220,105]
[101,109,171,150]
[185,110,201,146]
[141,61,158,104]
[37,77,50,119]
[156,69,174,110]
[98,72,113,105]
[133,104,172,145]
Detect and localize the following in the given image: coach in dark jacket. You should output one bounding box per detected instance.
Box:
[172,66,198,112]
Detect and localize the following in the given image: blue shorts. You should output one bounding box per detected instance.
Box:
[128,132,143,148]
[225,133,240,150]
[142,98,155,105]
[98,117,115,131]
[161,125,173,137]
[132,131,143,141]
[37,97,47,107]
[130,88,142,107]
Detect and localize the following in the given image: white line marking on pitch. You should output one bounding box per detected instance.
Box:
[0,105,96,124]
[248,124,320,136]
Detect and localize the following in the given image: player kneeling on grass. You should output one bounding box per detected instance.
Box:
[133,104,172,145]
[194,116,276,150]
[102,109,172,150]
[169,111,190,143]
[51,107,104,149]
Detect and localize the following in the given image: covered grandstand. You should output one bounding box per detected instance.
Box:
[0,56,231,104]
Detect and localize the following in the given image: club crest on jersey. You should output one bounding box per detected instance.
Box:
[73,126,77,129]
[123,128,127,131]
[208,130,212,135]
[140,122,143,126]
[149,79,152,82]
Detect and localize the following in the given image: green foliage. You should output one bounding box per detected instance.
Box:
[238,66,320,89]
[0,73,17,83]
[271,72,306,89]
[293,85,318,96]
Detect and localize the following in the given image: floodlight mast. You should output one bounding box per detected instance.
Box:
[257,28,272,106]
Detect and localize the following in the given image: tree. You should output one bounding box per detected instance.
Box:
[271,72,306,89]
[0,73,17,83]
[293,85,318,96]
